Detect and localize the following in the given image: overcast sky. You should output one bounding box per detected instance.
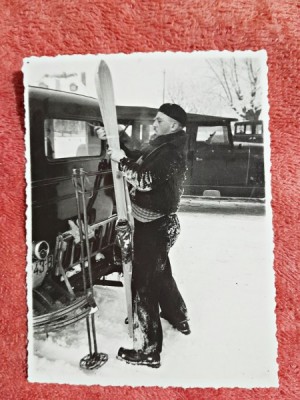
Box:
[23,51,267,119]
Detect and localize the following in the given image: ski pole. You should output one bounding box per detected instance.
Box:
[72,169,87,293]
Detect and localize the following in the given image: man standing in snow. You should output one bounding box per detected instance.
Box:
[108,103,190,368]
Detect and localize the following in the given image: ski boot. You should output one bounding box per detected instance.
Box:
[117,347,161,368]
[160,313,191,335]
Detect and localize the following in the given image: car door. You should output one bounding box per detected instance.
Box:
[190,125,250,196]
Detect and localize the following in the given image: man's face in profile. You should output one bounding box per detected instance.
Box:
[153,112,177,136]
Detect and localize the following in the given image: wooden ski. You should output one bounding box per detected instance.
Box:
[95,60,133,338]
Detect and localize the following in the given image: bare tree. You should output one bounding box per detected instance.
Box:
[164,58,262,119]
[167,81,200,113]
[207,58,262,121]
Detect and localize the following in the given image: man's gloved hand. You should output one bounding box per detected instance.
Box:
[107,148,127,163]
[94,126,107,140]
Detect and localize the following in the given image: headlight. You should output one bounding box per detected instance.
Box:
[33,241,50,260]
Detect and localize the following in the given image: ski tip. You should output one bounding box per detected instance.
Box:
[97,60,112,84]
[98,60,109,74]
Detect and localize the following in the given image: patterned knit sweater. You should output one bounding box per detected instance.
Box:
[119,130,188,215]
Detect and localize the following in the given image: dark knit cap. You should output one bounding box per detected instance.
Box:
[158,103,187,126]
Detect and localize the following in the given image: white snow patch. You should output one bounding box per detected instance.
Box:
[28,212,278,388]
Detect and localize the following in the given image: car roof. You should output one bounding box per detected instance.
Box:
[28,86,238,125]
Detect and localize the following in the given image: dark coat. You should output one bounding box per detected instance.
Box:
[119,130,188,215]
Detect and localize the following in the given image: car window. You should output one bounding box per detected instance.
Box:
[239,123,263,136]
[255,123,263,135]
[44,119,102,159]
[196,126,229,145]
[245,125,253,135]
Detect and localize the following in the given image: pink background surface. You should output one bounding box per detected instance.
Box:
[0,1,299,398]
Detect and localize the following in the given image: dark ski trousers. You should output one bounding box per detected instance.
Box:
[132,214,188,354]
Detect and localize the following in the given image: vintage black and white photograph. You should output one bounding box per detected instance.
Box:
[23,51,278,387]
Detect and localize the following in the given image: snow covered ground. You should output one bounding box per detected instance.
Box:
[29,210,278,388]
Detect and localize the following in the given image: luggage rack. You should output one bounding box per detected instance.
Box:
[33,214,120,333]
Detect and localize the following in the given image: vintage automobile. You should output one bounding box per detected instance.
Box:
[182,118,265,198]
[28,87,265,337]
